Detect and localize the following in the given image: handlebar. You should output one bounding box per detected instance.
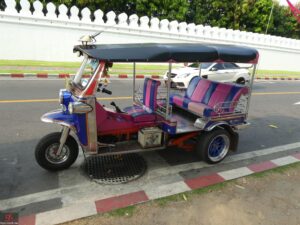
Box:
[101,88,112,95]
[97,83,112,95]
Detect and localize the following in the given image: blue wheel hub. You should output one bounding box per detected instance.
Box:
[208,134,230,162]
[209,136,225,157]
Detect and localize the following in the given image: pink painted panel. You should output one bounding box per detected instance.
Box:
[144,79,153,108]
[172,96,184,107]
[232,86,249,103]
[207,83,232,107]
[190,79,211,102]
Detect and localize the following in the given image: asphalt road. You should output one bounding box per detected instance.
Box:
[1,79,300,211]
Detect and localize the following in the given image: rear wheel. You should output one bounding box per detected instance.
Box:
[35,132,79,171]
[196,129,231,164]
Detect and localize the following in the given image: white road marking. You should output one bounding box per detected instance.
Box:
[1,141,300,210]
[293,101,300,105]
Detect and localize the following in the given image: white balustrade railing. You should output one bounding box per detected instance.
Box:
[0,0,300,67]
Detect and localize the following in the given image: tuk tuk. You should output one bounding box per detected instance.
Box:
[35,43,259,171]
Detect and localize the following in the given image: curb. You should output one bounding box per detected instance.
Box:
[1,73,300,81]
[18,152,300,225]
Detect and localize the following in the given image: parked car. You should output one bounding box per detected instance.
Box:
[163,62,250,88]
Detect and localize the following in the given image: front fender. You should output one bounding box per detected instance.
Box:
[41,109,88,146]
[41,109,77,132]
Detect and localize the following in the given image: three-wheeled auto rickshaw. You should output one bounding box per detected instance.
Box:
[35,43,259,171]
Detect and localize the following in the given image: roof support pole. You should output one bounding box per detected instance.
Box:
[73,54,88,84]
[133,62,136,102]
[246,64,257,119]
[198,63,202,77]
[166,62,172,119]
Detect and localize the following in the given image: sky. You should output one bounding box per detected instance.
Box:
[278,0,299,6]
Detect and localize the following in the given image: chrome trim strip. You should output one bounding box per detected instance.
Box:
[205,122,229,131]
[85,96,98,154]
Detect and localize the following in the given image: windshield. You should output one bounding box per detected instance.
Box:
[200,63,212,69]
[73,57,99,88]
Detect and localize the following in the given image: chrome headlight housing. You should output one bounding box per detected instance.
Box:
[59,89,64,104]
[178,73,191,78]
[68,102,93,114]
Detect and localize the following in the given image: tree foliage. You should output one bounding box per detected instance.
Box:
[3,0,300,39]
[135,0,189,21]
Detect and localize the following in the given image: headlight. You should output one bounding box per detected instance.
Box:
[178,73,190,78]
[68,102,93,114]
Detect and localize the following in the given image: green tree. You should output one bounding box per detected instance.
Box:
[187,0,274,32]
[269,2,300,39]
[239,0,273,33]
[135,0,189,21]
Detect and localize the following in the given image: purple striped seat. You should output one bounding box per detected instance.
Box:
[170,77,249,117]
[124,78,161,122]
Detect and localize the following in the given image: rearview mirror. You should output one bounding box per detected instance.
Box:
[210,67,218,71]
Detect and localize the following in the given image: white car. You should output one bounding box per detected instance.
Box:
[163,63,250,88]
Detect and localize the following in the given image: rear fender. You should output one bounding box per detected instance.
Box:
[204,122,239,152]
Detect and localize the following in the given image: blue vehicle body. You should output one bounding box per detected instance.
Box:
[41,90,88,146]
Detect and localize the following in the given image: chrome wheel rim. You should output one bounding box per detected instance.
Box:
[45,143,70,164]
[208,134,230,162]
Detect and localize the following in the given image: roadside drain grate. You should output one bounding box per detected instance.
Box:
[83,153,147,184]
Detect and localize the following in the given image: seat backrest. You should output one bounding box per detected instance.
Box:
[190,78,213,103]
[207,83,233,107]
[222,85,249,112]
[184,77,249,112]
[143,78,161,111]
[185,76,200,98]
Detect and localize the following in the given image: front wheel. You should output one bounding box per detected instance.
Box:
[35,132,79,171]
[196,129,231,164]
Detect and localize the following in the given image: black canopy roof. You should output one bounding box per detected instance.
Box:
[73,43,259,64]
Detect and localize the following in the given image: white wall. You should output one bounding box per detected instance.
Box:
[1,0,300,71]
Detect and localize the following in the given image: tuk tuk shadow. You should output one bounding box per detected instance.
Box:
[157,147,199,166]
[0,139,60,200]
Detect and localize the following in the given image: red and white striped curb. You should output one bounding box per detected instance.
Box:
[0,73,161,79]
[1,73,299,80]
[17,152,300,225]
[256,77,300,81]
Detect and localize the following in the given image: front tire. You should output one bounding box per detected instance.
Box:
[196,129,231,164]
[35,132,79,171]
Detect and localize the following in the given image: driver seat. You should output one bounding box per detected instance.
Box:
[124,78,161,122]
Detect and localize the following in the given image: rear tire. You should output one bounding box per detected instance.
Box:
[35,132,79,171]
[196,129,231,164]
